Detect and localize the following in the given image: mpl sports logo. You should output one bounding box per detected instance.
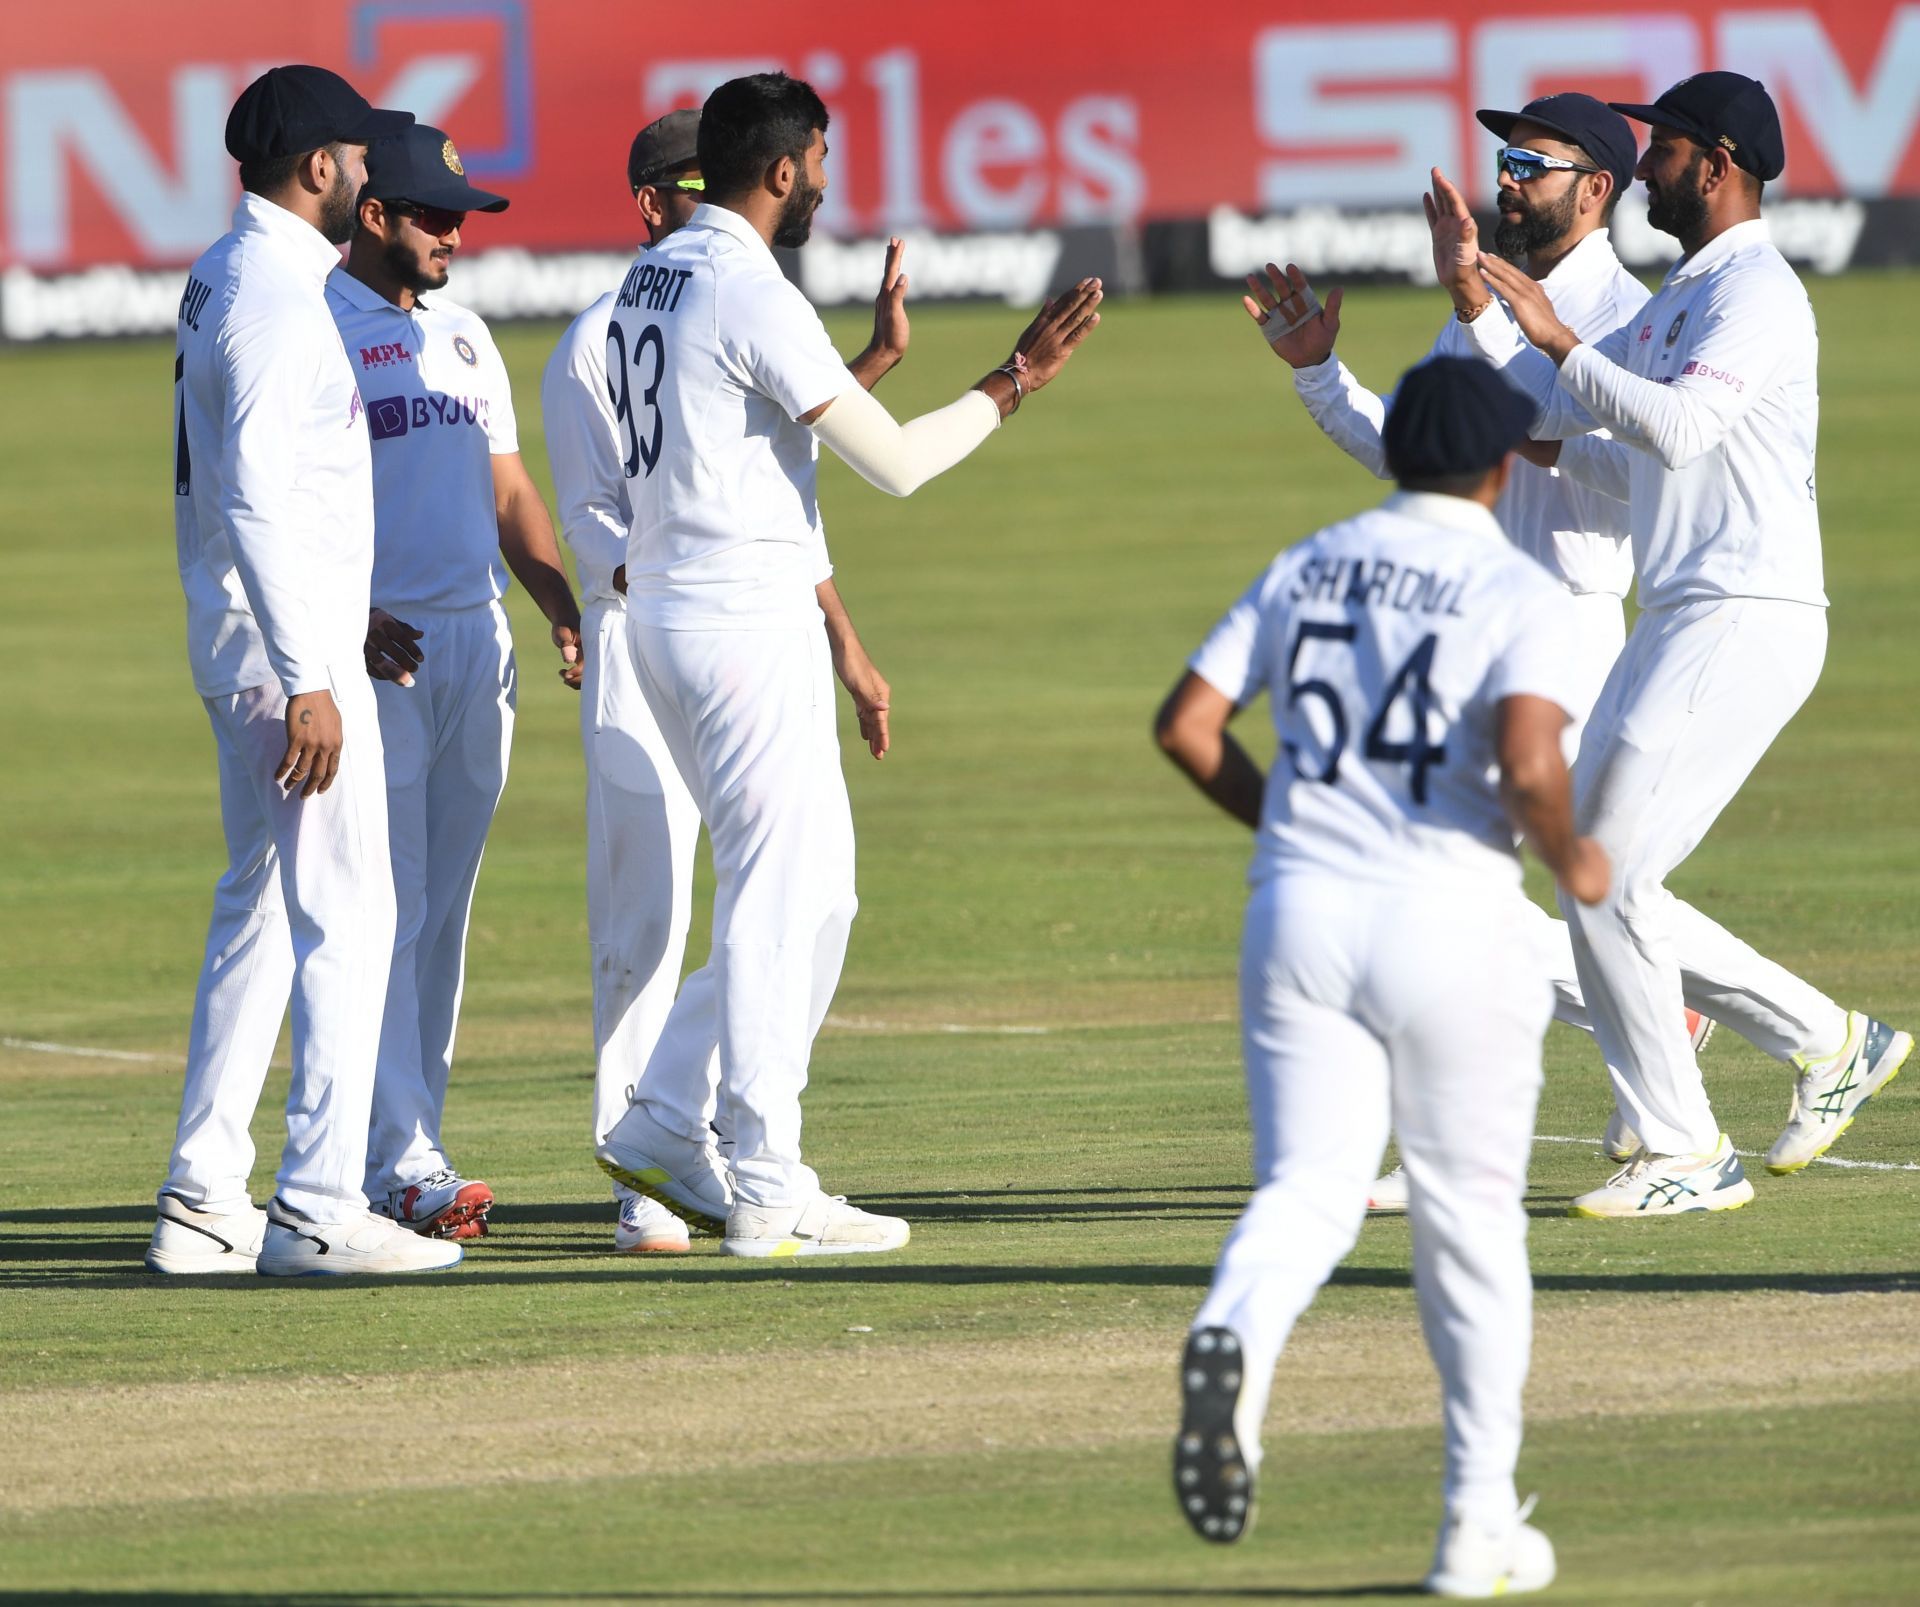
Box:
[360,341,414,368]
[366,392,493,440]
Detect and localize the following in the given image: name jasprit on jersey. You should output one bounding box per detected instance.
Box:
[1289,555,1469,617]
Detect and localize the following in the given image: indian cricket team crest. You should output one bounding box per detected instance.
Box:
[453,334,478,367]
[1664,311,1688,349]
[442,139,465,176]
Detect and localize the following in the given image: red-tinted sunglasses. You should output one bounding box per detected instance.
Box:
[390,201,467,236]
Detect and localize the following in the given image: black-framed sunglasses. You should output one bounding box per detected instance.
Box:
[1497,146,1600,183]
[390,200,467,235]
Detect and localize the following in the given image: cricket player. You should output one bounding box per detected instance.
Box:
[1158,356,1608,1597]
[595,72,1102,1256]
[543,110,902,1252]
[148,66,459,1276]
[1440,72,1911,1214]
[1250,95,1711,1211]
[326,124,585,1240]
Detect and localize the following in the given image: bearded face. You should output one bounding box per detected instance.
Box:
[1492,176,1583,264]
[318,157,359,246]
[1645,147,1712,240]
[772,169,824,248]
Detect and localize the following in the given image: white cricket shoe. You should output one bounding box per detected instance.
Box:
[1769,1012,1911,1175]
[1569,1134,1754,1219]
[1425,1500,1556,1598]
[1604,1011,1717,1162]
[143,1192,267,1274]
[615,1191,691,1254]
[596,1108,732,1235]
[722,1193,910,1258]
[1173,1326,1259,1545]
[375,1168,493,1240]
[1367,1165,1410,1213]
[255,1198,463,1276]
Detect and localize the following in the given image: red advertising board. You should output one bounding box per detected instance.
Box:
[3,1,1918,272]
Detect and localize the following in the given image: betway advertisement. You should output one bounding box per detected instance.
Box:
[3,1,1917,337]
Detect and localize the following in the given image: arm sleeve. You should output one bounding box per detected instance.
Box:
[1556,274,1799,470]
[218,312,334,697]
[1291,357,1392,481]
[1459,299,1629,441]
[809,382,1001,499]
[1188,568,1278,709]
[1556,434,1634,504]
[1290,319,1462,481]
[539,317,630,594]
[1483,581,1587,718]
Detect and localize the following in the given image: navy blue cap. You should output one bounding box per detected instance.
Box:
[1477,93,1639,193]
[1611,71,1784,182]
[628,108,702,192]
[1384,358,1535,482]
[363,124,509,212]
[225,65,412,163]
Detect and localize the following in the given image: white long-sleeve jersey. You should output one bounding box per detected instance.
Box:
[1291,229,1646,599]
[1462,218,1825,611]
[172,193,375,698]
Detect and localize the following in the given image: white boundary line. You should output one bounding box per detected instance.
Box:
[8,1033,1915,1173]
[1,1036,174,1064]
[1536,1132,1920,1174]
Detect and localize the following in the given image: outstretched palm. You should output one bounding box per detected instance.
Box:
[1242,261,1343,369]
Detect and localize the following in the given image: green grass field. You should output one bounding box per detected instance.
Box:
[2,274,1918,1606]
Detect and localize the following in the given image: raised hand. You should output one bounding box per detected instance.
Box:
[1243,261,1343,369]
[871,236,910,363]
[1010,277,1104,393]
[1423,168,1483,307]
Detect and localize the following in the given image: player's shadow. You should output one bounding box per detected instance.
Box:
[0,1588,1428,1603]
[4,1260,1916,1297]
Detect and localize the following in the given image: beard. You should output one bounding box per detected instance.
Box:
[1646,152,1711,240]
[772,174,824,248]
[382,229,449,294]
[318,162,358,246]
[1491,180,1580,264]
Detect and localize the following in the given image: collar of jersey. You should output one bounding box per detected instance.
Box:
[1383,489,1507,541]
[1667,216,1773,285]
[326,264,422,316]
[687,201,780,264]
[231,191,346,283]
[1539,227,1620,287]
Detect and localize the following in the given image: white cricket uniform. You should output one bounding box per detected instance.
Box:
[1292,231,1648,1082]
[162,192,394,1226]
[1291,229,1646,757]
[540,290,718,1150]
[1463,217,1848,1155]
[607,203,851,1209]
[325,270,519,1196]
[1186,489,1587,1531]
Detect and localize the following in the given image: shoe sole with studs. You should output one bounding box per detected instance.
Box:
[1173,1326,1256,1544]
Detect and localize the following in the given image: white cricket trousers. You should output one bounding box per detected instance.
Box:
[161,671,394,1224]
[1557,589,1627,764]
[364,601,515,1196]
[1559,598,1848,1157]
[1195,872,1550,1531]
[627,617,857,1208]
[580,595,717,1148]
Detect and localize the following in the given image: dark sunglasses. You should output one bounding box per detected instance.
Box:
[1496,146,1600,183]
[390,201,467,236]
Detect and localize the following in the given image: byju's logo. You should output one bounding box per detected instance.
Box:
[367,396,411,440]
